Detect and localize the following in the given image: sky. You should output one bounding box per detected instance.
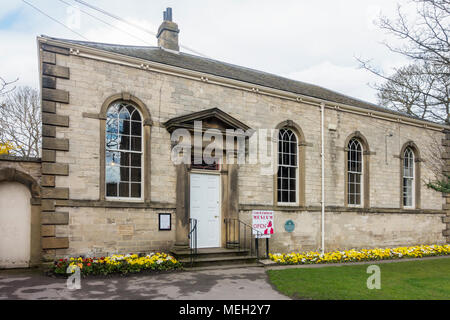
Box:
[0,0,414,104]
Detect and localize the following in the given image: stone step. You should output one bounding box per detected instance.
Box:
[180,255,259,268]
[171,247,251,259]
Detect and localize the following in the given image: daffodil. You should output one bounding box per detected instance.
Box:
[269,244,450,265]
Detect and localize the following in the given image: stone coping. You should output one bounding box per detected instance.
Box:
[0,155,41,163]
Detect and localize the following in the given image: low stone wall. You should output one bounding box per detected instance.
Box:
[0,156,41,184]
[239,209,447,253]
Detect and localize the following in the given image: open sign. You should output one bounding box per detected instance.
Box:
[252,210,274,238]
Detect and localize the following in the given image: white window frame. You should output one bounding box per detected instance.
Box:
[402,147,415,209]
[105,102,144,202]
[277,128,299,206]
[347,138,364,207]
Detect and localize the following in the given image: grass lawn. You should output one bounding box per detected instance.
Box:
[267,258,450,300]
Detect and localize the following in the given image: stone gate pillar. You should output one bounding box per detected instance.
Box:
[174,164,190,248]
[224,164,240,246]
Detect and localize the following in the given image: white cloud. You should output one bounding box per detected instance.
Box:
[0,31,39,89]
[285,61,380,103]
[82,18,158,46]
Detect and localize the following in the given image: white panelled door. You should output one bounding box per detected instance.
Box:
[190,173,221,248]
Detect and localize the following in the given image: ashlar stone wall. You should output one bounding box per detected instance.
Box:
[44,43,447,256]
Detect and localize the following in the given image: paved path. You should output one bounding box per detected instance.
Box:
[0,267,289,300]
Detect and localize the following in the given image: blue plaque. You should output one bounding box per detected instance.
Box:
[284,220,295,233]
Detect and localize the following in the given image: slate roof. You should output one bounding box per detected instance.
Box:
[44,36,422,120]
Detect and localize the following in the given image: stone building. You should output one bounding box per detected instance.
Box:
[0,9,449,267]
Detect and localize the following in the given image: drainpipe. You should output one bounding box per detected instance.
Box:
[321,102,325,255]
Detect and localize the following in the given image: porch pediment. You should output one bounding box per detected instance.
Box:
[163,108,252,134]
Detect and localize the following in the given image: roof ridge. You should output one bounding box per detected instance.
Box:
[42,35,159,49]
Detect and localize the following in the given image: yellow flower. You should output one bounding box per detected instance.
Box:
[269,244,450,265]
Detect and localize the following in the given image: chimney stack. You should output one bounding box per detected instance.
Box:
[157,8,180,51]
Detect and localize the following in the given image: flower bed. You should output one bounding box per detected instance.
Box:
[269,244,450,265]
[52,252,182,276]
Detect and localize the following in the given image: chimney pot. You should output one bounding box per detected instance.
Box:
[157,7,179,51]
[163,8,173,21]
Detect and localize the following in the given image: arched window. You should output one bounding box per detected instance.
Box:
[105,101,143,199]
[347,138,363,206]
[277,128,298,204]
[402,147,415,207]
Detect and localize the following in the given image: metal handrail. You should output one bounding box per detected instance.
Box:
[188,218,198,266]
[224,218,266,259]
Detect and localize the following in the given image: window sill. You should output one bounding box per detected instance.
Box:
[105,197,144,203]
[276,203,304,210]
[347,204,363,208]
[277,203,300,207]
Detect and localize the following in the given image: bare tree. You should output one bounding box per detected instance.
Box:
[358,0,449,192]
[0,86,41,157]
[358,0,450,124]
[377,0,449,69]
[0,76,18,96]
[374,63,449,123]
